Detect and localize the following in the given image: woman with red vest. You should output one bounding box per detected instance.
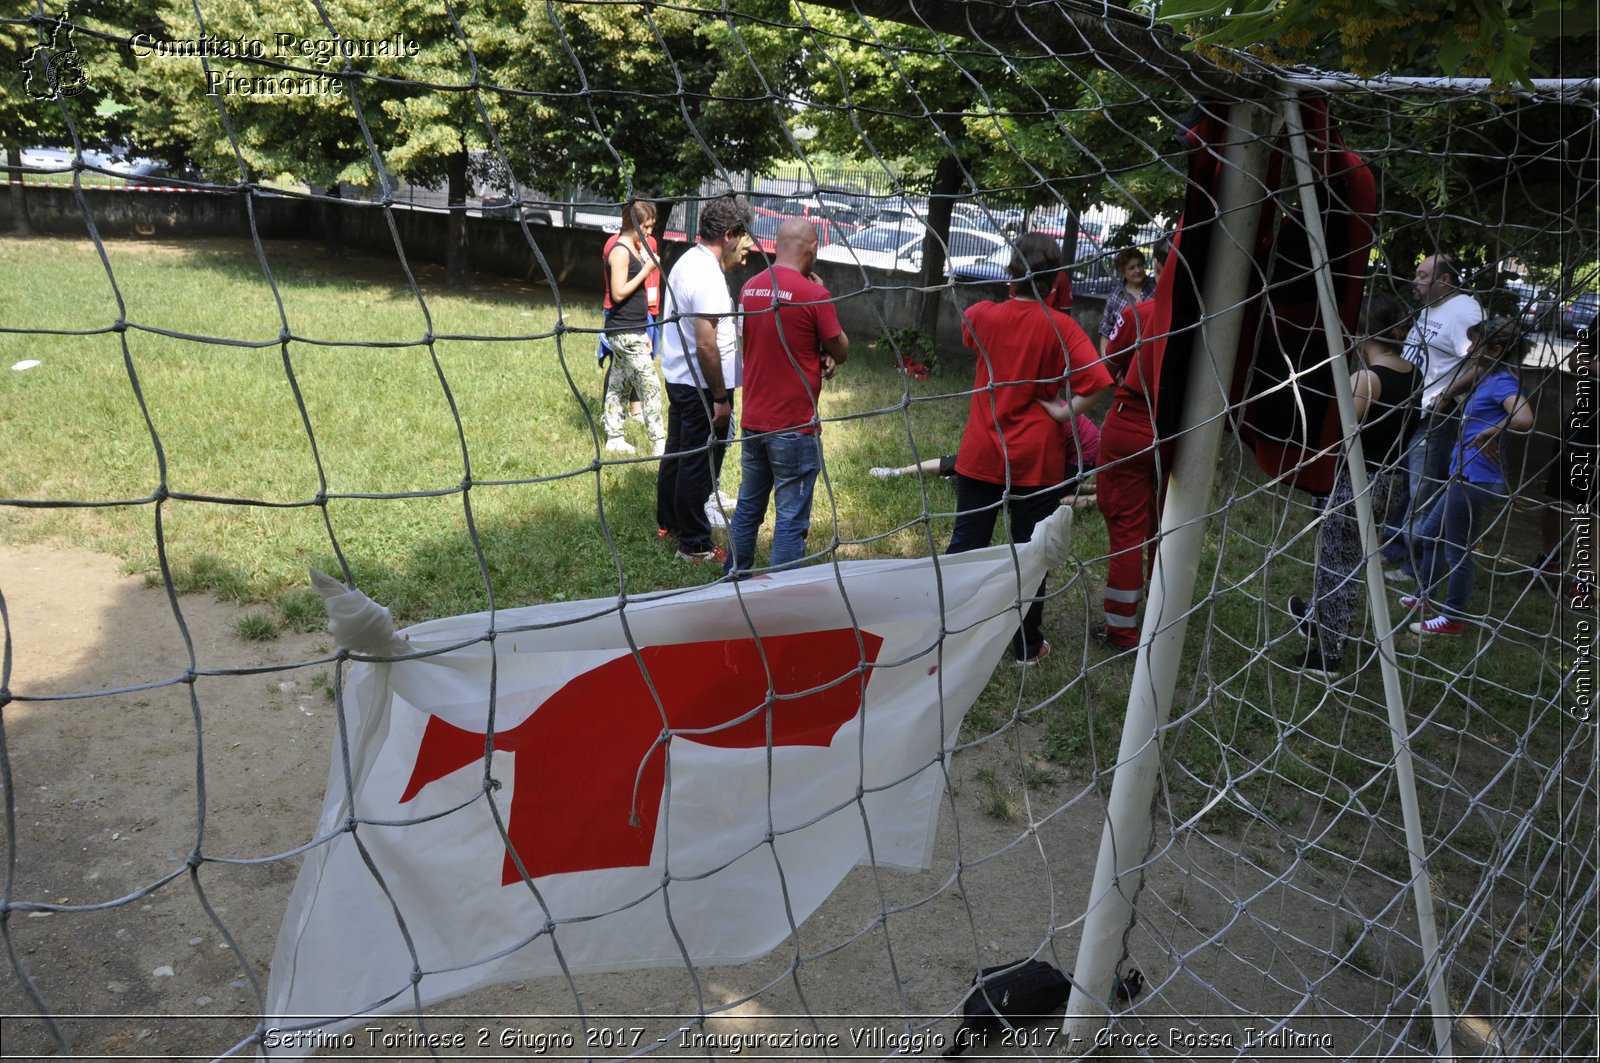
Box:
[946,232,1114,664]
[600,199,666,456]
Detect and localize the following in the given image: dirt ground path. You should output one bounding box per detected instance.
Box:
[1,541,1429,1061]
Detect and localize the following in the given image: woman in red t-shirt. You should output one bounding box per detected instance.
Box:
[946,232,1113,663]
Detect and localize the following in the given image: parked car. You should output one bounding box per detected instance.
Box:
[993,207,1026,234]
[814,189,876,230]
[816,222,1007,275]
[21,144,195,185]
[1498,281,1560,333]
[479,194,561,225]
[948,235,1102,285]
[951,202,1009,233]
[1562,291,1600,336]
[747,205,843,254]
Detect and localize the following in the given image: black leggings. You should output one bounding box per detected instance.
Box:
[945,475,1062,660]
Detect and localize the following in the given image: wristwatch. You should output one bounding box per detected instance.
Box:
[712,393,731,404]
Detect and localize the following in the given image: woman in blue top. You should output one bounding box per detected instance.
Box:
[1405,317,1534,635]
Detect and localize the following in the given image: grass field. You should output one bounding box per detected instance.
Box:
[2,233,1593,1036]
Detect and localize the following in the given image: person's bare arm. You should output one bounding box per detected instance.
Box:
[607,244,657,304]
[693,316,730,427]
[1350,368,1378,424]
[820,330,849,379]
[1034,396,1072,423]
[1069,383,1112,419]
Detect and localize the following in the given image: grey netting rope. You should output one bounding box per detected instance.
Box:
[1,2,1595,1060]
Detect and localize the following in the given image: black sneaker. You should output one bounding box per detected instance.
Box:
[1291,643,1341,678]
[1287,595,1313,638]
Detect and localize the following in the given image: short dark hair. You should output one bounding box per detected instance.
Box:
[698,194,751,242]
[1432,253,1461,286]
[1113,247,1147,275]
[1007,231,1064,298]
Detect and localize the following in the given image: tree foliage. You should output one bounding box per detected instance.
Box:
[491,0,794,202]
[1339,92,1598,291]
[1,1,168,156]
[795,3,1188,221]
[1166,0,1599,86]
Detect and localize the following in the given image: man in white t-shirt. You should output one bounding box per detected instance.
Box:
[654,194,754,563]
[1383,253,1483,574]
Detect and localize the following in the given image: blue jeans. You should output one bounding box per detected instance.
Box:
[1415,477,1507,617]
[725,430,821,576]
[1384,410,1458,569]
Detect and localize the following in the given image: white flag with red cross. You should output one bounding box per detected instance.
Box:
[262,509,1069,1054]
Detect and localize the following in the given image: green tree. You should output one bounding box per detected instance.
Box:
[795,2,1190,336]
[491,0,795,220]
[1165,0,1598,86]
[121,0,528,283]
[1,0,168,233]
[798,1,1596,298]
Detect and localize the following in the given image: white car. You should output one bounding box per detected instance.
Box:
[816,222,1007,275]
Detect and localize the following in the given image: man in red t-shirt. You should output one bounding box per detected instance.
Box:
[725,218,850,576]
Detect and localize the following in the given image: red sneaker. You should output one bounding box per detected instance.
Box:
[1398,594,1432,614]
[1409,616,1463,636]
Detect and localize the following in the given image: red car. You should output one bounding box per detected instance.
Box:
[748,205,841,255]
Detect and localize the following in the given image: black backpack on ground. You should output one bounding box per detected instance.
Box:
[943,959,1143,1058]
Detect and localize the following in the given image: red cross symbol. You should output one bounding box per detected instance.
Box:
[399,628,884,884]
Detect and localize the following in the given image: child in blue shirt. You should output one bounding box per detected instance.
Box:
[1406,317,1534,634]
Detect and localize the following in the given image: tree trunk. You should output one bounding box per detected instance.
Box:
[918,152,962,342]
[8,144,31,236]
[1060,208,1081,271]
[319,183,343,258]
[446,149,469,288]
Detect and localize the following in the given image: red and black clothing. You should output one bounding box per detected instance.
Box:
[948,297,1112,659]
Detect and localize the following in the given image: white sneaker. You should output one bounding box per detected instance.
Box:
[869,466,899,480]
[704,499,728,529]
[603,437,636,455]
[651,438,666,457]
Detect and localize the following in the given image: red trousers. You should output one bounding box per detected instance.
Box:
[1095,397,1165,646]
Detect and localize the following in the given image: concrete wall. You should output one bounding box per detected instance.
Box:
[1,184,1105,358]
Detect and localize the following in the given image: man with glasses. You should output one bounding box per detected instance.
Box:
[655,194,755,563]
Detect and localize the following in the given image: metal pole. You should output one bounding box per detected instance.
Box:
[1280,96,1457,1061]
[1064,101,1276,1043]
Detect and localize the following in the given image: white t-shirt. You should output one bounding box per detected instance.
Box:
[1404,291,1482,408]
[659,242,740,390]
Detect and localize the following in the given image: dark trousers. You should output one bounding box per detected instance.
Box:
[655,383,730,552]
[946,474,1062,660]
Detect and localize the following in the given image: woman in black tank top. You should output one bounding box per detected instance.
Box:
[1286,293,1417,676]
[601,199,667,455]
